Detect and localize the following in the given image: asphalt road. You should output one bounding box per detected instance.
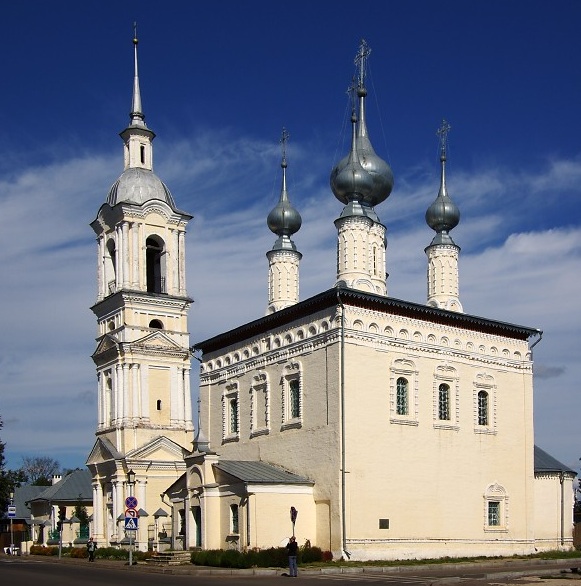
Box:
[1,555,580,586]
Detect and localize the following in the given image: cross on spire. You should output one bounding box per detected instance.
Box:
[437,119,451,160]
[280,127,290,166]
[354,39,371,89]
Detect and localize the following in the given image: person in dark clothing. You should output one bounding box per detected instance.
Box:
[286,536,298,577]
[86,537,97,561]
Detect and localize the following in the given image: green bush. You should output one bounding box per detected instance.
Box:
[190,544,325,568]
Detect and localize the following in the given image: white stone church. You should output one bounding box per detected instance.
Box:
[85,37,575,560]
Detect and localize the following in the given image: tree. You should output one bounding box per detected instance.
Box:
[20,456,60,485]
[0,416,26,515]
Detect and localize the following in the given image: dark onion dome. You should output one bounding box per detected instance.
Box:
[267,155,302,249]
[107,167,177,208]
[330,111,375,206]
[425,126,460,245]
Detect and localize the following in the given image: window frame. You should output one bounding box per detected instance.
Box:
[222,383,240,443]
[432,365,460,430]
[474,372,497,434]
[281,361,302,430]
[390,359,419,426]
[484,483,508,532]
[250,373,270,437]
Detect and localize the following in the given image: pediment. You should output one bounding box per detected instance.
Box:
[86,436,122,466]
[126,435,188,462]
[133,331,183,351]
[92,334,120,358]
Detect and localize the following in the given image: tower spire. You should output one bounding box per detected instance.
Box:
[425,119,463,312]
[130,23,146,128]
[266,128,302,314]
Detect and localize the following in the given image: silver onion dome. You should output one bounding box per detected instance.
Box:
[331,40,393,207]
[267,130,302,250]
[107,168,177,208]
[330,110,375,206]
[355,86,394,206]
[426,120,460,245]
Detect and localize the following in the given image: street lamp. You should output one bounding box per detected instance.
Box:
[127,469,136,566]
[9,491,14,555]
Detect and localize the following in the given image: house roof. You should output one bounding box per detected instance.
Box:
[534,445,576,475]
[195,286,540,354]
[12,485,45,520]
[28,469,93,503]
[214,460,313,485]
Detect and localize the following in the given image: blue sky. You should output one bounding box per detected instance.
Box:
[0,1,579,475]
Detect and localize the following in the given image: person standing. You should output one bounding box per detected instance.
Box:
[86,537,97,562]
[286,536,298,577]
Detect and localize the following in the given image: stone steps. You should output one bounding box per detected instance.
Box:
[146,551,191,566]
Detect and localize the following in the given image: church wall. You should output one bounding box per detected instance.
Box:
[199,301,540,559]
[534,473,575,551]
[340,305,536,559]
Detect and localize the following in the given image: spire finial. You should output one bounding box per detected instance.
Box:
[437,119,451,161]
[130,22,145,127]
[354,39,371,90]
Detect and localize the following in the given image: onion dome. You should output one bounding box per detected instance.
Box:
[331,40,393,207]
[267,129,302,251]
[356,84,394,206]
[426,120,460,245]
[330,109,375,208]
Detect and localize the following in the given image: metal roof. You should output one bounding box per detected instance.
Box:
[195,286,540,354]
[534,445,576,475]
[28,469,93,503]
[214,461,313,485]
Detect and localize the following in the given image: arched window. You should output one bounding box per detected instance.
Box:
[438,383,450,420]
[229,398,239,434]
[396,377,409,415]
[146,236,165,294]
[478,391,489,426]
[156,399,162,411]
[106,239,117,293]
[289,379,300,419]
[149,319,163,329]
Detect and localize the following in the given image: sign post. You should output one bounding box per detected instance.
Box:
[290,506,298,537]
[126,470,137,567]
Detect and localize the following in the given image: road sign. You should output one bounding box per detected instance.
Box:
[124,517,138,530]
[125,496,138,509]
[7,505,16,518]
[125,508,138,518]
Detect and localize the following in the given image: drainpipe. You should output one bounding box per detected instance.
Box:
[529,329,543,357]
[559,470,565,546]
[336,291,350,559]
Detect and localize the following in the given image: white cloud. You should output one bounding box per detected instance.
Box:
[1,129,579,474]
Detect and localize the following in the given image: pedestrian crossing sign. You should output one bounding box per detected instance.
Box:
[124,517,138,530]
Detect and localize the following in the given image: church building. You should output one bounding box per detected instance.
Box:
[180,41,575,560]
[85,36,575,560]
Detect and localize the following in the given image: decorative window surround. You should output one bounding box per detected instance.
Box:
[390,359,419,426]
[250,372,270,438]
[281,361,302,430]
[474,372,497,435]
[433,364,460,431]
[222,383,240,443]
[483,482,509,532]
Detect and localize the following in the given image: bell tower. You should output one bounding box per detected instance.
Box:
[87,29,193,549]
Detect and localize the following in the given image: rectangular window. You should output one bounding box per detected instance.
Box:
[487,501,500,526]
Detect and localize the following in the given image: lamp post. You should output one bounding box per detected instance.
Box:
[127,469,135,566]
[9,491,14,555]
